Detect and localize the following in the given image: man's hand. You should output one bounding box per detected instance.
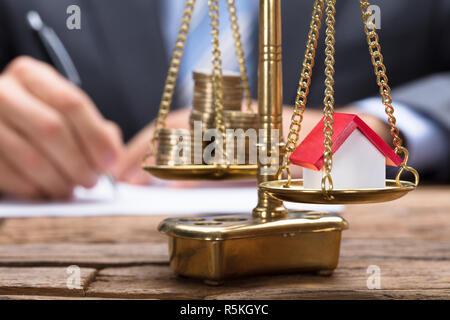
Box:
[0,56,123,198]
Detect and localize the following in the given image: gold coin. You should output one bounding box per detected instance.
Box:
[156,155,192,161]
[157,147,191,153]
[193,76,242,84]
[223,110,257,118]
[158,128,190,134]
[158,137,191,144]
[193,92,243,100]
[194,84,243,91]
[193,100,243,107]
[193,69,241,80]
[157,148,191,154]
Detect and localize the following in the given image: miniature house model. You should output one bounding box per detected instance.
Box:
[289,113,403,190]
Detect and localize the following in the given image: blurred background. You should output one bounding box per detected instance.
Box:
[0,0,448,200]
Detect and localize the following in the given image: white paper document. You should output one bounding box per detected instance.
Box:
[0,177,344,218]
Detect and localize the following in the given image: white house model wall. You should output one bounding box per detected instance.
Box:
[303,129,386,190]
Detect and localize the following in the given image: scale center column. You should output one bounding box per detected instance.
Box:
[253,0,287,219]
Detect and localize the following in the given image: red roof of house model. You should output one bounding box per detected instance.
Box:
[289,113,403,171]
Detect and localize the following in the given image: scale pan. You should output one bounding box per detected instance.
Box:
[143,164,258,181]
[259,179,416,204]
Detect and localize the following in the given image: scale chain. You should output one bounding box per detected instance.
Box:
[226,0,253,112]
[144,0,252,164]
[359,0,419,186]
[145,0,419,191]
[279,0,418,196]
[146,0,197,158]
[321,0,337,199]
[208,0,227,164]
[280,0,325,186]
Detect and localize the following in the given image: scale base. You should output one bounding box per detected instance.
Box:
[158,211,348,284]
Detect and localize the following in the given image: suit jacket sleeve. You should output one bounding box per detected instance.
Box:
[387,0,450,182]
[391,73,450,183]
[0,1,14,71]
[390,0,450,131]
[391,73,450,132]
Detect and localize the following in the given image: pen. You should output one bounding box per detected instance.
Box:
[26,11,118,196]
[26,11,81,86]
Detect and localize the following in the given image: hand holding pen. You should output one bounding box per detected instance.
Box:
[0,13,122,199]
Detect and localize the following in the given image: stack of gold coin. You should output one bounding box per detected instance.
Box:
[156,128,192,166]
[189,69,243,130]
[188,70,258,165]
[190,112,258,165]
[223,110,257,130]
[223,110,258,164]
[190,133,205,165]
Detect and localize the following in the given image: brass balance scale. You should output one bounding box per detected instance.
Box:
[142,0,419,284]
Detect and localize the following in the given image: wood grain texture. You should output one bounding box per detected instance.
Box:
[343,187,450,240]
[341,238,450,260]
[85,259,450,300]
[0,243,169,267]
[0,186,448,299]
[0,267,96,297]
[0,295,123,300]
[206,289,450,300]
[0,215,169,244]
[0,238,448,267]
[0,187,447,245]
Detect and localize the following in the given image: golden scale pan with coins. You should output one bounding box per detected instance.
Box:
[142,0,419,284]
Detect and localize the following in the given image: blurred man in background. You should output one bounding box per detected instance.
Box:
[0,0,448,199]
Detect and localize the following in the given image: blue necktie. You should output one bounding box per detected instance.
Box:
[161,0,259,108]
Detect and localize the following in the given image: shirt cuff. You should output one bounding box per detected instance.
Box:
[354,97,449,171]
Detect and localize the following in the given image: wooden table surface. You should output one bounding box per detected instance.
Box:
[0,186,449,300]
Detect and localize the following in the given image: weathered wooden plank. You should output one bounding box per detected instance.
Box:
[342,186,450,240]
[393,186,450,209]
[344,206,450,240]
[86,265,235,299]
[0,238,448,268]
[0,267,97,297]
[85,258,450,300]
[0,243,169,267]
[341,238,450,260]
[0,187,447,245]
[0,186,448,299]
[205,289,450,300]
[0,216,168,244]
[0,295,118,300]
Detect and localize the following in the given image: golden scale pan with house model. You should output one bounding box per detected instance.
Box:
[142,0,419,284]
